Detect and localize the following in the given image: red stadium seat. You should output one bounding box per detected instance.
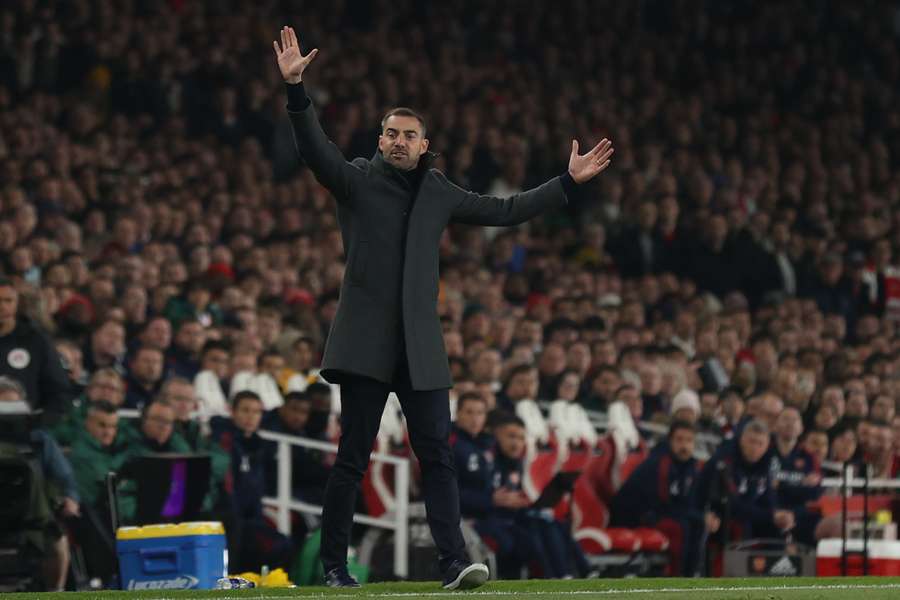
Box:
[617,442,649,486]
[574,435,670,557]
[632,527,669,552]
[571,467,642,554]
[522,439,560,501]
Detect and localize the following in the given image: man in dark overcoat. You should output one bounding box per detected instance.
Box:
[273,25,614,589]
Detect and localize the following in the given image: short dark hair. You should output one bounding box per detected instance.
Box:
[0,276,14,288]
[381,107,426,136]
[231,390,263,410]
[141,398,172,421]
[201,339,231,357]
[132,344,163,359]
[490,410,525,431]
[258,348,283,366]
[284,391,310,406]
[669,419,696,438]
[457,391,486,412]
[292,335,315,350]
[506,363,536,383]
[306,382,331,397]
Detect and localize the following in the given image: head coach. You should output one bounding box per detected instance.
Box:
[274,25,614,589]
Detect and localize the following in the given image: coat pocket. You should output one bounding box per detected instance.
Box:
[348,241,370,287]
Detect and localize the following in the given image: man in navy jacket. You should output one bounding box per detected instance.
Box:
[770,407,822,544]
[450,393,497,519]
[213,391,292,573]
[694,419,795,541]
[611,420,717,575]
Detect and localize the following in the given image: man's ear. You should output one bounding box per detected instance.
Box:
[421,137,429,153]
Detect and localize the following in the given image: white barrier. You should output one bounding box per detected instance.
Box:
[819,462,900,492]
[258,429,411,579]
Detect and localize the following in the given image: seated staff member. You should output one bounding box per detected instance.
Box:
[610,420,717,576]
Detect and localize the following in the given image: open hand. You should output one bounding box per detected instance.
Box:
[273,26,318,84]
[568,138,614,184]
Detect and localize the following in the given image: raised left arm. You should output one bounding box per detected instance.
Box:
[449,137,613,226]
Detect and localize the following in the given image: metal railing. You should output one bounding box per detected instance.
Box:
[819,462,900,492]
[258,430,411,579]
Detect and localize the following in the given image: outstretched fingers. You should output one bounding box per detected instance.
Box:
[595,145,614,164]
[586,138,611,157]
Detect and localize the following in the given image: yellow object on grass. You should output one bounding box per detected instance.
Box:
[233,568,293,587]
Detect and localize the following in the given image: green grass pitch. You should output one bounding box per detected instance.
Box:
[5,577,900,600]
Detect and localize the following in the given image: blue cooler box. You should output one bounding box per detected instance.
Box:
[116,522,227,590]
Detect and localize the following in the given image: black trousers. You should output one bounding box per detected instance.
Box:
[320,352,467,574]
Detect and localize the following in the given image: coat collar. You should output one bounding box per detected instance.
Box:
[371,149,439,182]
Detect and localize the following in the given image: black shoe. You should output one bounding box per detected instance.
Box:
[324,567,361,588]
[442,560,489,590]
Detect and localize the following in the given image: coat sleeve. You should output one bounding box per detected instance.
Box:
[285,87,361,204]
[448,175,568,226]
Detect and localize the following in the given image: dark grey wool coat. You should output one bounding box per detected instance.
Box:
[287,99,571,391]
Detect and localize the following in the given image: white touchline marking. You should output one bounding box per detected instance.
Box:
[135,582,900,600]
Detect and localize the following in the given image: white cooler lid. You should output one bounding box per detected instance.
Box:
[817,538,900,559]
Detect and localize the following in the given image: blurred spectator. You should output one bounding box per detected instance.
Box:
[865,420,898,479]
[611,421,716,576]
[452,393,528,578]
[49,367,124,447]
[123,345,165,410]
[827,422,858,466]
[669,388,700,424]
[83,320,126,376]
[488,411,590,579]
[583,366,621,413]
[67,400,128,585]
[770,407,822,545]
[548,369,598,449]
[194,339,233,420]
[124,398,190,454]
[166,376,233,533]
[695,420,795,541]
[802,429,830,466]
[0,278,71,422]
[212,390,292,572]
[166,320,206,381]
[261,390,330,505]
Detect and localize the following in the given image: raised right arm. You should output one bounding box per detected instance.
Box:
[275,26,357,203]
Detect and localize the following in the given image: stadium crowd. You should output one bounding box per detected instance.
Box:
[1,0,899,590]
